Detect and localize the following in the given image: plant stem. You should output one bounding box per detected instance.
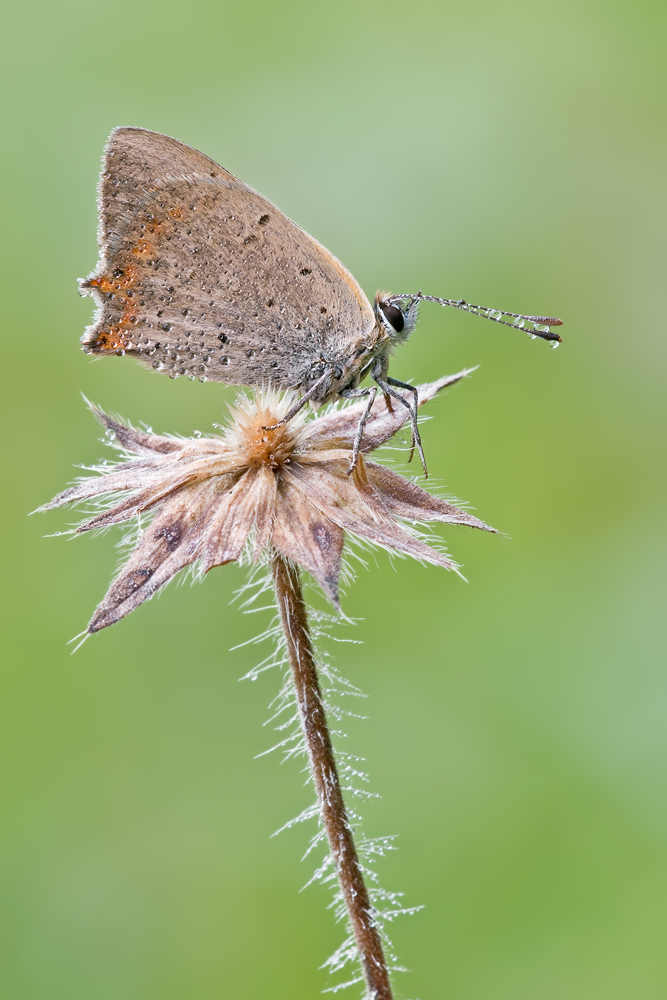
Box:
[271,552,394,1000]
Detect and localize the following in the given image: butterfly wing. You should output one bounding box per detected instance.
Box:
[81,128,377,389]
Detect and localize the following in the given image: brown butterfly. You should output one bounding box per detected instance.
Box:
[80,127,562,474]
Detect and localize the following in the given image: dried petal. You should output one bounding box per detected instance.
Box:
[285,461,457,570]
[37,464,159,511]
[88,481,220,631]
[365,462,495,531]
[88,402,184,456]
[202,467,267,571]
[78,466,240,532]
[325,498,457,570]
[286,459,388,522]
[272,479,345,607]
[251,465,277,560]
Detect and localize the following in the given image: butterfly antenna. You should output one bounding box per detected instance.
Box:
[388,292,563,345]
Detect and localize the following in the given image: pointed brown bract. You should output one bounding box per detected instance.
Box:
[40,371,495,633]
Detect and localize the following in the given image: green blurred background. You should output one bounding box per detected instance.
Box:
[2,0,665,997]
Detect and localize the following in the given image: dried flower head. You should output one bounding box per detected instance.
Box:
[40,369,495,634]
[40,367,501,998]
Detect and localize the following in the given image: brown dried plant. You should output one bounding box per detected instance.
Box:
[40,370,495,999]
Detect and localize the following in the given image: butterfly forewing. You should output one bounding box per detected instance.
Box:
[81,128,376,388]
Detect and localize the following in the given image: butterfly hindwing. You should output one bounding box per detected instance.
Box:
[81,128,376,388]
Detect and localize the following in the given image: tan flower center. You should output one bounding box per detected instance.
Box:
[232,400,304,470]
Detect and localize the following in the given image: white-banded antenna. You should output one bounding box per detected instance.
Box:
[388,292,563,344]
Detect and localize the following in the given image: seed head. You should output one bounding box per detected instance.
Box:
[40,370,495,633]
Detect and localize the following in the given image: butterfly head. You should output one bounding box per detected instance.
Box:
[374,291,419,345]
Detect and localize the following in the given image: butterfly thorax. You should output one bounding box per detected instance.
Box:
[296,320,391,404]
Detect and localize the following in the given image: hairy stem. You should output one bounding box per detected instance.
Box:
[271,552,393,1000]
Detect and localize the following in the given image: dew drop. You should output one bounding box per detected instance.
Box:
[530,334,537,340]
[198,375,207,382]
[551,340,560,349]
[152,360,164,370]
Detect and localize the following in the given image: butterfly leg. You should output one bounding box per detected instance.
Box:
[340,386,378,475]
[373,375,427,478]
[263,369,333,430]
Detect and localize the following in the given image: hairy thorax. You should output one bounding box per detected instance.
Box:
[299,320,391,405]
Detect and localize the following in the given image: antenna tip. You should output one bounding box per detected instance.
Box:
[530,315,563,327]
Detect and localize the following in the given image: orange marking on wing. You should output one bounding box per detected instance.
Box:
[92,325,132,354]
[118,293,139,331]
[116,262,139,286]
[86,261,139,292]
[142,216,163,233]
[87,275,114,292]
[130,239,155,257]
[86,260,141,354]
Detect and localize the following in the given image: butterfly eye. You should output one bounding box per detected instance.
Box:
[380,302,405,333]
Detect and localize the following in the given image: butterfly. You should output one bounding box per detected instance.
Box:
[80,127,562,474]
